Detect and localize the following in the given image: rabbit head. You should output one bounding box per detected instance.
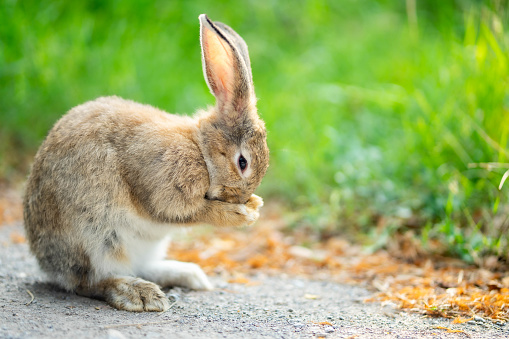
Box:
[198,14,269,204]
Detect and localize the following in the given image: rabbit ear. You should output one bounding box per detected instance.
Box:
[199,14,255,117]
[212,21,253,84]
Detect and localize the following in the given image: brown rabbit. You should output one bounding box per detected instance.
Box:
[23,14,269,312]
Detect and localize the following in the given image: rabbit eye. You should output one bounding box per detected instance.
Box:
[238,155,248,172]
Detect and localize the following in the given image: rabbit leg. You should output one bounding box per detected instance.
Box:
[194,194,264,227]
[77,276,171,312]
[139,260,213,290]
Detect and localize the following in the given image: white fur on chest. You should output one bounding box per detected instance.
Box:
[89,211,173,282]
[122,212,172,271]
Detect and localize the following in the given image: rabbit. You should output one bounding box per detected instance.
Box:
[23,14,269,312]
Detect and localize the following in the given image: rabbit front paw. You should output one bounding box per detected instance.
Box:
[236,204,259,226]
[235,195,263,226]
[239,194,263,226]
[202,195,264,227]
[246,194,264,211]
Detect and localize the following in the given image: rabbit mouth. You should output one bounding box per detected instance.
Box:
[204,192,219,201]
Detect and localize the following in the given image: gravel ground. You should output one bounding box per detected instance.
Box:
[1,222,508,339]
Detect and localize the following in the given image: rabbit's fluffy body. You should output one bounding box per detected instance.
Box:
[23,15,268,312]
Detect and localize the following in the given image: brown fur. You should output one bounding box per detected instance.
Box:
[23,14,269,312]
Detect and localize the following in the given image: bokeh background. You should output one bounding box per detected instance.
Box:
[2,0,509,265]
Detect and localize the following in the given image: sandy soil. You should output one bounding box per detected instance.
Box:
[1,222,508,339]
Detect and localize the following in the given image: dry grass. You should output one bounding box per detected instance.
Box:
[169,209,509,323]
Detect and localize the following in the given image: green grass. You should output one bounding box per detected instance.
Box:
[2,0,509,264]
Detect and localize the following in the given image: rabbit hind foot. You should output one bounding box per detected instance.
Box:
[78,276,170,312]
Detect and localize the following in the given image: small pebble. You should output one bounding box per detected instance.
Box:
[473,316,486,323]
[167,293,180,303]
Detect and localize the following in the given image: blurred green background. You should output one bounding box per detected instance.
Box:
[2,0,509,264]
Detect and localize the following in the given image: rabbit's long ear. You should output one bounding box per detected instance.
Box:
[199,14,255,117]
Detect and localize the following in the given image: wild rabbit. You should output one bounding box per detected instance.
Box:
[23,14,269,312]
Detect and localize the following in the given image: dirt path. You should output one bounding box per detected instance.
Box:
[1,222,508,339]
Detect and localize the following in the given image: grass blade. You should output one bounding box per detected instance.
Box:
[499,169,509,190]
